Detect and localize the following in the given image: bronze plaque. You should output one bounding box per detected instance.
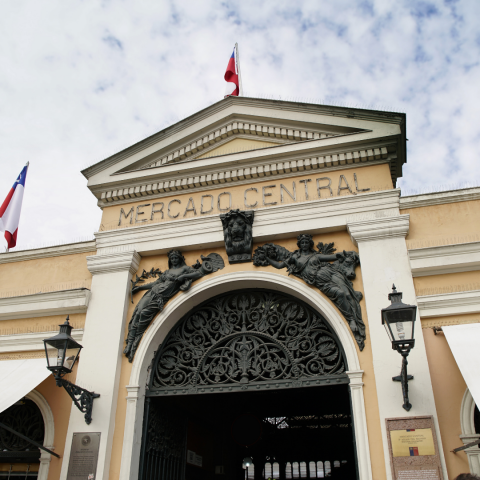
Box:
[386,416,443,480]
[66,432,101,480]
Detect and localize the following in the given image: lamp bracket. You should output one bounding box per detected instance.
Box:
[55,376,100,425]
[392,352,413,411]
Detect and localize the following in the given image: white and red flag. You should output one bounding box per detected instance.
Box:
[0,163,29,250]
[224,43,242,97]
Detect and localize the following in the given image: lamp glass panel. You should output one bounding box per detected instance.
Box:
[64,347,81,370]
[45,347,61,369]
[384,309,415,342]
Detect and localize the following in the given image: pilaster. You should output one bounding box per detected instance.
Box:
[60,250,140,480]
[119,385,142,480]
[460,434,480,474]
[347,215,448,480]
[346,370,372,480]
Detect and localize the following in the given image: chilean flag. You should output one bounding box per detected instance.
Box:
[0,163,29,249]
[224,44,241,97]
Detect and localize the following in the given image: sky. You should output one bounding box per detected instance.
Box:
[1,0,479,251]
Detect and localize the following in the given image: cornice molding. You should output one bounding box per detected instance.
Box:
[98,145,391,207]
[0,241,96,265]
[347,214,409,245]
[87,250,141,276]
[82,96,405,180]
[409,242,480,277]
[417,290,480,318]
[138,119,348,171]
[0,329,84,353]
[400,187,480,210]
[95,189,401,255]
[0,289,91,320]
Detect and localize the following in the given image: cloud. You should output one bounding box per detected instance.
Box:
[0,0,479,250]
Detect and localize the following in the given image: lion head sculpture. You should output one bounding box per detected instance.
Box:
[220,209,254,264]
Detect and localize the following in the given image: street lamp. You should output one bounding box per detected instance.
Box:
[43,316,100,424]
[381,285,417,411]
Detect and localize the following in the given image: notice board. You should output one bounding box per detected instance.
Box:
[386,416,444,480]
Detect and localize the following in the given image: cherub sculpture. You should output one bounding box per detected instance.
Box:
[253,234,366,350]
[123,250,224,362]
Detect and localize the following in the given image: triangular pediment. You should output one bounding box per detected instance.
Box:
[82,97,406,204]
[196,138,280,159]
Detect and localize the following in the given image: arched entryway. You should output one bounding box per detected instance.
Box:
[119,272,372,480]
[139,289,356,480]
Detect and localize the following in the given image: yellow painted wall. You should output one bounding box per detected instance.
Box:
[423,322,477,478]
[0,357,78,480]
[0,252,94,297]
[403,200,480,249]
[108,231,388,480]
[197,137,279,158]
[413,271,480,297]
[101,164,393,231]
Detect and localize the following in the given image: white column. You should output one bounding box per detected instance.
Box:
[347,370,372,480]
[59,250,140,480]
[119,385,142,480]
[348,215,448,480]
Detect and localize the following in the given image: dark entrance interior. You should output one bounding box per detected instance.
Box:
[141,384,356,480]
[140,289,358,480]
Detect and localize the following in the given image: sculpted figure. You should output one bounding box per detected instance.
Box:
[220,209,254,264]
[253,234,366,350]
[124,250,224,362]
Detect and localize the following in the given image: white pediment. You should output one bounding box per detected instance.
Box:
[82,97,406,204]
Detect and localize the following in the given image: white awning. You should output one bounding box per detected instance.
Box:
[0,358,50,413]
[443,323,480,409]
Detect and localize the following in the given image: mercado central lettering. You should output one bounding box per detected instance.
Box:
[113,170,375,227]
[1,96,480,480]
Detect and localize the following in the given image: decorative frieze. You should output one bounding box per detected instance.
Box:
[140,120,341,171]
[100,147,389,206]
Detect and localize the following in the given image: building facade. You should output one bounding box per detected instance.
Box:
[1,97,479,480]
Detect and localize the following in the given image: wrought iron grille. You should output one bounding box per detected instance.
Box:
[139,399,186,480]
[0,399,44,465]
[148,290,347,396]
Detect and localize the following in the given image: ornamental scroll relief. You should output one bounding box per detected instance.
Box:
[253,235,366,351]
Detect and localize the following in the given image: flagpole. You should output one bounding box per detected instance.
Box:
[235,43,243,97]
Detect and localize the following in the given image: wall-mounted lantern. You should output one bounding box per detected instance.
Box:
[381,285,417,411]
[43,316,100,424]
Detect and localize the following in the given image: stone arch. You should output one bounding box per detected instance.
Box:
[460,388,480,475]
[25,389,55,480]
[119,271,371,480]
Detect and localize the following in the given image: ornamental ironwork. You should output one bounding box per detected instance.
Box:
[139,400,187,480]
[0,399,44,453]
[148,290,347,395]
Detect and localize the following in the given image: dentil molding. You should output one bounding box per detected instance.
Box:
[87,250,141,275]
